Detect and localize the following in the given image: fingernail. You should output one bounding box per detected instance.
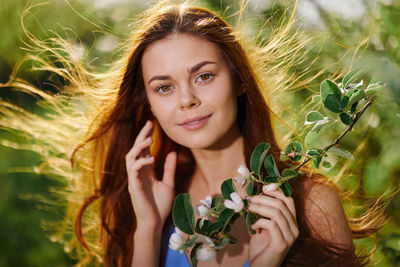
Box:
[246,196,252,202]
[263,183,277,192]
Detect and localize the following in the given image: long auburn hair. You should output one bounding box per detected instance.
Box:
[0,1,387,267]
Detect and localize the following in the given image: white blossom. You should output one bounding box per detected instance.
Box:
[195,205,209,217]
[237,165,250,177]
[196,246,216,261]
[224,192,244,213]
[234,165,250,185]
[168,229,184,253]
[195,195,212,229]
[200,195,212,209]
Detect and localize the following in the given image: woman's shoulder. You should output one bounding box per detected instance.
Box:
[298,180,354,248]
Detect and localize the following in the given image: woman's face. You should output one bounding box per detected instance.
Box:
[141,33,240,150]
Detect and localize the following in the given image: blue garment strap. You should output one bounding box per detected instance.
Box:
[162,225,249,267]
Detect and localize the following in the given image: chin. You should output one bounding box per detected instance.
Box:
[173,137,217,150]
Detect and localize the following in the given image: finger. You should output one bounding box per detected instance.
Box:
[133,120,153,147]
[128,156,154,174]
[249,195,297,234]
[162,151,177,188]
[251,219,288,253]
[262,185,296,218]
[126,136,152,160]
[127,156,154,192]
[248,202,295,244]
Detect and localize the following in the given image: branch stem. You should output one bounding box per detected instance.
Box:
[294,99,373,171]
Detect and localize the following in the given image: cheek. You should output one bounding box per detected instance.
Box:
[148,97,176,129]
[207,86,238,116]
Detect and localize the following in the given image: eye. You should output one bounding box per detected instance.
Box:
[155,84,174,94]
[196,73,215,84]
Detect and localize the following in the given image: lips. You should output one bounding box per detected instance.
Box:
[178,115,212,130]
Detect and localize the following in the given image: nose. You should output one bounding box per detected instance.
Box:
[179,86,200,110]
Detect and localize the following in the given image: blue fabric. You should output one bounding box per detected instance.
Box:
[162,225,249,267]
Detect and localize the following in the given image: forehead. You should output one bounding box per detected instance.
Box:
[141,33,226,76]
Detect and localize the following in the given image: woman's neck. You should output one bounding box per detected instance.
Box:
[189,131,246,196]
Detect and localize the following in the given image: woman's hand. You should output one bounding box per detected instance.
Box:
[126,120,177,232]
[247,184,299,267]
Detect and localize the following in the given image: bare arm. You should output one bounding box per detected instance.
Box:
[132,226,162,267]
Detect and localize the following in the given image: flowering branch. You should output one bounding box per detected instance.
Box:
[169,71,385,266]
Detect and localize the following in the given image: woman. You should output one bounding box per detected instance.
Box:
[1,1,384,267]
[72,3,369,266]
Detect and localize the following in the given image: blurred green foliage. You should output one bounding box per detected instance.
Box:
[0,0,399,266]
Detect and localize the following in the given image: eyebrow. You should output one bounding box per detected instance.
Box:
[147,60,217,85]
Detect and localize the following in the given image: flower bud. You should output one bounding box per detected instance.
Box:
[263,183,278,192]
[196,246,216,261]
[168,231,184,251]
[237,165,250,177]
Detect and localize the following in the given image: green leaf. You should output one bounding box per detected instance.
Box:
[263,155,280,177]
[281,168,298,181]
[285,141,303,162]
[350,102,357,113]
[305,111,324,124]
[245,211,259,234]
[344,88,357,98]
[312,94,321,102]
[322,161,332,168]
[306,149,322,168]
[342,69,364,88]
[347,89,366,107]
[214,238,230,249]
[311,117,333,132]
[246,181,258,196]
[172,194,195,235]
[339,95,349,110]
[195,219,209,234]
[365,82,385,97]
[190,243,202,267]
[216,208,235,231]
[312,156,322,168]
[329,147,354,159]
[208,221,224,235]
[264,176,279,183]
[305,130,318,147]
[280,182,292,197]
[280,153,288,161]
[340,112,353,125]
[306,149,321,157]
[320,79,342,113]
[324,94,342,113]
[211,195,224,208]
[221,179,236,200]
[250,143,271,174]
